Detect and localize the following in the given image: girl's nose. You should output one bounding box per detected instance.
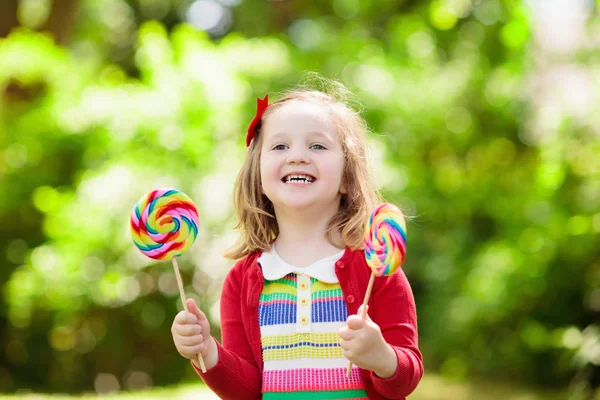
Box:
[286,146,310,164]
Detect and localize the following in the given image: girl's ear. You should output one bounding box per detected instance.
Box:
[340,183,347,194]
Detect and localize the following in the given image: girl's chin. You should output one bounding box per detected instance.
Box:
[276,198,340,212]
[277,200,316,210]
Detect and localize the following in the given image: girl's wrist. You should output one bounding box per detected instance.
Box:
[373,343,397,379]
[191,337,219,371]
[204,336,219,369]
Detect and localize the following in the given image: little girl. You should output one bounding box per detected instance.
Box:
[171,81,423,399]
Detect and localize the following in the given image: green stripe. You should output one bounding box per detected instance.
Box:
[265,276,297,287]
[312,288,343,299]
[259,292,296,302]
[263,390,368,399]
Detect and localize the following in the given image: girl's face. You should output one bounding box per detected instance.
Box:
[260,100,346,217]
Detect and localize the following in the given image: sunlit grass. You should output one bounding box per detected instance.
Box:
[0,384,218,400]
[0,375,566,400]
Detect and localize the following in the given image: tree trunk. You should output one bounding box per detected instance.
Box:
[0,1,19,38]
[42,0,79,44]
[0,0,79,44]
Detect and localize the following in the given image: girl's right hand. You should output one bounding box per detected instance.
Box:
[171,298,218,369]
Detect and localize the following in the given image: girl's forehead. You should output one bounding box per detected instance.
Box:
[263,100,334,133]
[268,100,330,123]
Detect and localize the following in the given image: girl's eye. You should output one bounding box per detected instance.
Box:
[310,144,326,150]
[273,144,287,150]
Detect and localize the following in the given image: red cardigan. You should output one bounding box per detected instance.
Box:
[193,248,423,399]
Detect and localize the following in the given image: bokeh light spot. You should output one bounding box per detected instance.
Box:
[333,0,360,20]
[430,0,458,30]
[289,19,323,51]
[17,0,51,29]
[6,239,28,265]
[139,0,170,20]
[124,370,152,390]
[49,326,75,351]
[445,107,472,134]
[4,144,28,169]
[94,373,120,394]
[141,301,166,330]
[186,0,231,36]
[407,31,436,59]
[32,186,60,214]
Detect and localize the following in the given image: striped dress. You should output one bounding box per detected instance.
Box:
[258,248,368,400]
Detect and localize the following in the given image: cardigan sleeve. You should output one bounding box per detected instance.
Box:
[368,269,423,398]
[192,259,262,400]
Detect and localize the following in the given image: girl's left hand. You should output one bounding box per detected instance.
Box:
[338,305,398,378]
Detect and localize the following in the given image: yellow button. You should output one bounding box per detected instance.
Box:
[300,298,308,306]
[300,316,308,325]
[299,283,308,290]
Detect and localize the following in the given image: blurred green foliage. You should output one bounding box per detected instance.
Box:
[0,0,599,398]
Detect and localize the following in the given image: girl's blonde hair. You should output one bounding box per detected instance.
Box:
[224,77,381,260]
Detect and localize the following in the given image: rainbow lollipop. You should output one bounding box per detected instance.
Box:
[130,188,199,260]
[364,203,407,277]
[346,203,407,377]
[130,188,206,372]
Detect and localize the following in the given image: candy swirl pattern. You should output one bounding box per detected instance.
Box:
[130,188,199,261]
[364,203,407,276]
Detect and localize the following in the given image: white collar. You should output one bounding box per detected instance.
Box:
[258,246,345,283]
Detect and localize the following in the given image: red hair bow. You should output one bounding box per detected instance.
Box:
[246,95,269,147]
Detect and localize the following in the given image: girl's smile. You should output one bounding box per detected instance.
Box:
[282,173,316,184]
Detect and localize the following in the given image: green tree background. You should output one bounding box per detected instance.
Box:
[0,0,598,398]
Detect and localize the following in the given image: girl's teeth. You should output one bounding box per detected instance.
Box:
[285,174,314,183]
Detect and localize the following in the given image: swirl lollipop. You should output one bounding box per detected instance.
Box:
[130,188,199,260]
[347,203,407,377]
[364,203,407,277]
[130,188,206,372]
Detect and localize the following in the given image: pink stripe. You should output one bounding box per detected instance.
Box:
[260,299,296,306]
[312,296,344,304]
[259,297,343,306]
[263,368,364,392]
